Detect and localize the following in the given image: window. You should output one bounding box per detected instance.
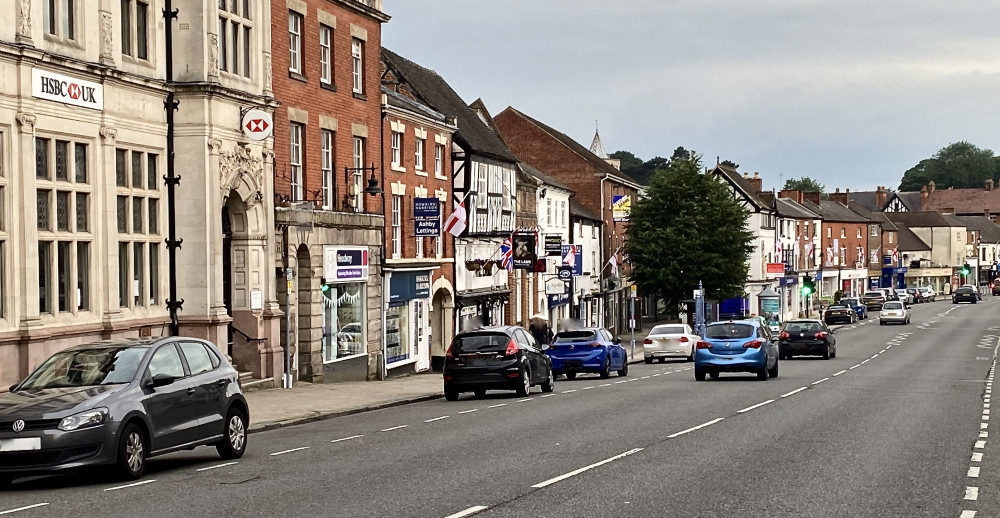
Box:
[36,138,92,314]
[122,0,149,60]
[840,228,845,238]
[180,342,215,376]
[391,195,401,258]
[352,137,365,212]
[871,225,878,237]
[435,201,443,258]
[826,227,831,238]
[546,199,552,226]
[44,0,76,40]
[321,129,334,210]
[414,138,425,171]
[579,223,583,238]
[351,38,364,94]
[390,131,402,167]
[415,235,424,258]
[289,123,303,201]
[288,11,302,74]
[434,144,445,177]
[116,148,162,310]
[219,0,253,77]
[857,228,862,238]
[322,282,365,362]
[560,201,567,228]
[889,232,894,244]
[319,25,333,85]
[592,225,597,239]
[148,345,184,379]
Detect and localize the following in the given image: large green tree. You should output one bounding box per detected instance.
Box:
[783,176,825,193]
[610,150,669,186]
[899,141,1000,191]
[625,153,754,311]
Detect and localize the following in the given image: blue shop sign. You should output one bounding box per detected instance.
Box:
[415,218,440,237]
[779,276,798,287]
[389,271,432,303]
[548,293,570,308]
[413,197,441,218]
[815,270,823,280]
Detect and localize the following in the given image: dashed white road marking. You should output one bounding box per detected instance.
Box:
[653,374,662,377]
[531,448,643,489]
[104,479,156,491]
[445,505,489,518]
[517,398,533,403]
[965,486,979,501]
[196,461,239,472]
[270,446,311,456]
[982,422,989,430]
[739,400,775,413]
[0,503,50,515]
[540,394,556,398]
[972,452,984,462]
[582,386,595,390]
[812,378,829,385]
[980,431,989,438]
[642,376,651,379]
[960,511,977,518]
[380,425,409,432]
[331,435,364,443]
[599,383,612,387]
[562,389,577,394]
[424,416,450,423]
[849,364,861,370]
[488,403,507,408]
[667,418,725,438]
[614,380,628,384]
[871,354,879,359]
[969,466,981,478]
[976,440,986,449]
[782,387,808,398]
[833,370,847,376]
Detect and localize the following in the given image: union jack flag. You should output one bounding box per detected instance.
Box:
[499,237,513,271]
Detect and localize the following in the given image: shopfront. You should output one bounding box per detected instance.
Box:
[386,270,434,373]
[548,293,571,332]
[321,247,369,365]
[455,291,510,332]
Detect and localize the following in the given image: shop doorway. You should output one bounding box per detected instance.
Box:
[414,300,428,372]
[431,289,448,371]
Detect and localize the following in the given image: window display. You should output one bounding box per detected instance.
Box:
[322,282,365,362]
[385,303,410,364]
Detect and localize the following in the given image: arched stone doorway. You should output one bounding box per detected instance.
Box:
[430,284,454,372]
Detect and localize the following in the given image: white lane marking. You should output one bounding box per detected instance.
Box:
[960,511,977,518]
[871,354,879,359]
[488,403,507,408]
[641,376,651,379]
[458,409,479,414]
[981,432,989,438]
[0,503,50,515]
[331,434,364,443]
[425,416,450,423]
[812,378,829,385]
[540,394,556,398]
[738,399,775,413]
[196,461,238,472]
[531,448,643,489]
[380,425,409,432]
[270,446,311,456]
[975,441,986,449]
[782,387,808,398]
[599,384,612,387]
[969,466,981,478]
[582,386,595,390]
[966,486,979,500]
[972,452,984,462]
[667,418,725,439]
[834,370,847,376]
[562,390,577,394]
[104,479,156,492]
[652,373,662,377]
[981,422,989,430]
[880,349,887,353]
[517,398,533,403]
[860,359,870,365]
[849,364,861,370]
[614,380,628,384]
[445,505,489,518]
[986,403,991,409]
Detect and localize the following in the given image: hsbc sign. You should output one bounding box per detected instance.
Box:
[31,68,104,111]
[241,108,273,141]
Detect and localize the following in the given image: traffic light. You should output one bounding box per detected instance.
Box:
[961,263,971,276]
[801,275,815,296]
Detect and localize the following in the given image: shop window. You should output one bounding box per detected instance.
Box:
[116,148,162,309]
[385,303,410,364]
[322,282,366,362]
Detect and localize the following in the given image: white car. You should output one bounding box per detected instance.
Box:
[879,301,910,325]
[917,286,936,302]
[643,324,700,363]
[895,289,914,305]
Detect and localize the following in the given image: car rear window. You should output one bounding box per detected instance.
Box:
[705,323,754,339]
[453,333,511,353]
[883,302,903,310]
[554,331,599,343]
[785,322,821,333]
[651,325,685,335]
[841,298,859,305]
[957,287,975,293]
[864,292,883,298]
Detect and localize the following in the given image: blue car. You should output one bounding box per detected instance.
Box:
[547,328,628,379]
[839,297,867,320]
[694,319,778,381]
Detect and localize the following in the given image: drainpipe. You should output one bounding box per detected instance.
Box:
[162,0,183,335]
[379,105,388,380]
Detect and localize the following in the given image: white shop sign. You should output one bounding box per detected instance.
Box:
[32,68,104,111]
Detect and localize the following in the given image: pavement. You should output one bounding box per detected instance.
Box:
[245,326,652,432]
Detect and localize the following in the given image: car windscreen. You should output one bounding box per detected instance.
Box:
[17,346,148,390]
[650,325,685,335]
[828,305,850,310]
[784,322,821,333]
[453,333,511,353]
[554,331,600,343]
[705,324,755,339]
[882,302,904,310]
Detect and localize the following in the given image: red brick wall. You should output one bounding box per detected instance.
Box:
[821,221,869,267]
[271,2,384,206]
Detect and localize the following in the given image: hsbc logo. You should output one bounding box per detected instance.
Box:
[32,68,104,111]
[245,119,269,133]
[240,109,273,141]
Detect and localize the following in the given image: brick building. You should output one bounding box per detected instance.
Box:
[270,0,389,382]
[804,194,871,297]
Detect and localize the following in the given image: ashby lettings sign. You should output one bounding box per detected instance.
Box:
[32,68,104,111]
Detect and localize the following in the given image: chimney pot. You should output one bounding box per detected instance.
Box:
[928,181,936,194]
[753,172,760,179]
[743,173,750,179]
[986,179,994,192]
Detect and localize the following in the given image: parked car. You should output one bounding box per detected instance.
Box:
[839,297,867,320]
[918,286,936,302]
[823,302,856,325]
[992,279,1000,296]
[643,324,699,363]
[894,289,914,305]
[953,286,979,304]
[694,320,778,381]
[549,328,629,379]
[444,326,554,400]
[905,288,923,304]
[962,284,983,300]
[0,338,249,486]
[878,288,899,301]
[879,301,910,325]
[778,320,837,360]
[862,291,887,311]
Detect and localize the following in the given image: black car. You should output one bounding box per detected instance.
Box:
[823,303,856,325]
[992,280,1000,296]
[779,320,837,360]
[444,326,554,401]
[0,338,248,486]
[953,286,978,304]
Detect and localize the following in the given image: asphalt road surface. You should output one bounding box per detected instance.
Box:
[1,298,997,518]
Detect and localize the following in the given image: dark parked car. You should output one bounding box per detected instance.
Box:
[778,320,837,360]
[0,338,248,486]
[824,303,856,325]
[444,326,554,400]
[548,328,629,379]
[953,286,978,304]
[992,279,1000,296]
[862,291,887,311]
[905,288,923,304]
[839,298,867,320]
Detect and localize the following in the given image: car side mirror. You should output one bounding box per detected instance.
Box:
[147,373,177,388]
[541,343,550,351]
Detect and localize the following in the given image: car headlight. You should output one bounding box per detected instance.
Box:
[58,408,109,431]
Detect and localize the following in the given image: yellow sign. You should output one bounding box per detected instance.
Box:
[612,195,631,222]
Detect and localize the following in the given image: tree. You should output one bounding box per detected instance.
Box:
[898,141,1000,191]
[611,151,669,186]
[783,176,825,194]
[720,159,740,169]
[626,153,754,312]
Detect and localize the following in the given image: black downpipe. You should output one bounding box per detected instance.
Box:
[163,1,183,335]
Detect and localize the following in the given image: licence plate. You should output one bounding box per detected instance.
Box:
[564,360,583,369]
[0,438,41,452]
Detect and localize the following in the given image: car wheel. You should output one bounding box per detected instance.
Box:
[116,423,147,480]
[599,357,612,379]
[822,345,831,360]
[444,388,459,401]
[565,372,577,380]
[216,407,248,460]
[709,371,720,380]
[0,475,13,490]
[617,361,629,377]
[768,360,779,378]
[515,368,531,396]
[541,366,554,393]
[831,346,837,358]
[757,366,769,381]
[644,357,653,364]
[474,390,486,398]
[694,368,706,381]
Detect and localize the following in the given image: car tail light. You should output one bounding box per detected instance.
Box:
[696,341,711,349]
[743,340,763,349]
[643,338,652,344]
[779,331,790,340]
[589,342,604,348]
[504,339,519,357]
[815,331,828,339]
[679,336,689,343]
[446,346,454,359]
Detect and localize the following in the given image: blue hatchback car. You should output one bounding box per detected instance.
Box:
[694,319,779,381]
[547,328,629,379]
[839,297,867,320]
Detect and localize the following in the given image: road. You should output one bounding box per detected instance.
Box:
[1,298,996,518]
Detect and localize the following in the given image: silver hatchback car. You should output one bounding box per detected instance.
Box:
[0,338,248,486]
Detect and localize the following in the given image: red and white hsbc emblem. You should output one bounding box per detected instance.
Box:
[31,68,104,111]
[241,109,273,141]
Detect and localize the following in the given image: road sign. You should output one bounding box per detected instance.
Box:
[241,108,273,141]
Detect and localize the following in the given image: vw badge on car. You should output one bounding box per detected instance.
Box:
[12,419,25,433]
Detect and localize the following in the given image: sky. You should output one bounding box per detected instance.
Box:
[381,0,1000,193]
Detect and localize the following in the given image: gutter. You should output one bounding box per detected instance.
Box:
[162,0,183,335]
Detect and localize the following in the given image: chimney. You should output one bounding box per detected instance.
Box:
[749,172,763,194]
[743,172,751,179]
[920,185,928,208]
[803,191,821,206]
[987,179,994,192]
[876,185,887,209]
[828,188,849,206]
[779,189,803,204]
[928,181,936,194]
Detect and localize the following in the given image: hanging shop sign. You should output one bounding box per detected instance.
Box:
[241,108,273,141]
[548,293,571,308]
[545,277,567,295]
[389,271,432,303]
[413,197,441,237]
[561,244,583,276]
[323,246,369,281]
[32,68,104,111]
[612,195,631,222]
[511,232,537,270]
[544,235,563,256]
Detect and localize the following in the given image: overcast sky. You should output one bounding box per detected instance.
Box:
[382,0,1000,192]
